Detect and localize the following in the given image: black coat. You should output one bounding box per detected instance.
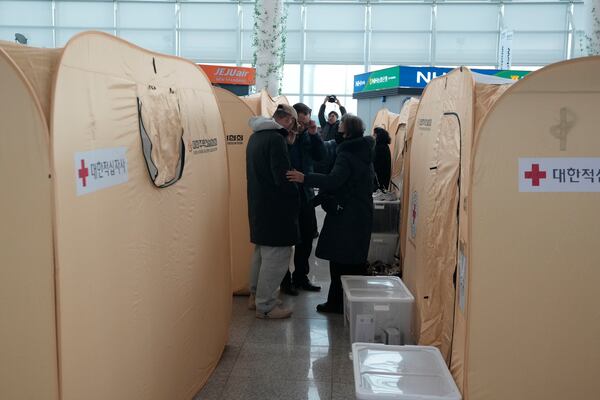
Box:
[305,136,375,264]
[373,142,391,190]
[246,117,300,246]
[288,130,326,202]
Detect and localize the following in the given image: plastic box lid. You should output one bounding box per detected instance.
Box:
[352,343,462,400]
[342,276,414,303]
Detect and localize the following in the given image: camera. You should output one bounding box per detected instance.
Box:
[328,95,337,103]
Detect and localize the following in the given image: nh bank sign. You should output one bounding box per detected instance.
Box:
[354,66,530,94]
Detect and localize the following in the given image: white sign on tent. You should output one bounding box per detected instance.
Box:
[498,29,513,70]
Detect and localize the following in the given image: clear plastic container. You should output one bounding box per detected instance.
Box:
[373,200,401,234]
[352,343,462,400]
[342,276,414,344]
[368,233,399,265]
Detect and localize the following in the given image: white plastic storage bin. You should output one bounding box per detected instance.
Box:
[341,276,414,344]
[367,233,399,265]
[373,200,400,234]
[352,343,462,400]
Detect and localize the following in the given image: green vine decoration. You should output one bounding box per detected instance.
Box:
[579,6,600,56]
[252,0,288,95]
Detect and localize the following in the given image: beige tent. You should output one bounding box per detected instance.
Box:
[213,87,256,294]
[1,32,231,400]
[241,87,290,117]
[402,68,514,362]
[0,44,60,400]
[451,57,600,399]
[398,99,420,263]
[388,99,420,195]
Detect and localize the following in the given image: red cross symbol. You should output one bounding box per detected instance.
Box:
[524,163,546,187]
[78,159,89,187]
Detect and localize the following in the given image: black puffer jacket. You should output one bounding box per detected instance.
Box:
[246,117,300,246]
[304,136,375,264]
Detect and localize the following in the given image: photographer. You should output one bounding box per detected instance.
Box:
[318,95,347,141]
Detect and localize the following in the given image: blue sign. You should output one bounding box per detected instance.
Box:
[354,66,530,94]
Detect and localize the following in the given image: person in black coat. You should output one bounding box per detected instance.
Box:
[318,96,347,141]
[373,127,392,191]
[287,114,375,313]
[280,103,327,295]
[247,104,301,319]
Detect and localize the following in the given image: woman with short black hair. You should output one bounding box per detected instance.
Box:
[287,114,374,313]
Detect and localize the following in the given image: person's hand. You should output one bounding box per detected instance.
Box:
[323,96,329,105]
[335,98,341,106]
[307,119,317,135]
[287,169,305,183]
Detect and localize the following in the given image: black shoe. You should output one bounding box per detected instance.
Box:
[298,281,321,292]
[281,284,299,296]
[316,302,343,314]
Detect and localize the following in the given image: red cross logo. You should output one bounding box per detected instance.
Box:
[78,159,89,187]
[524,163,546,187]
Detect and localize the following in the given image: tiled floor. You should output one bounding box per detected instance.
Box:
[194,213,357,400]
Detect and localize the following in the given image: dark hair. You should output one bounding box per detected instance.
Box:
[293,102,312,116]
[328,111,339,119]
[340,114,364,140]
[374,127,391,145]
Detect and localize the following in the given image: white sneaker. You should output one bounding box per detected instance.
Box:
[256,306,292,319]
[248,293,282,311]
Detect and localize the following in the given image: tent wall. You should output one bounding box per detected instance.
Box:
[371,107,401,163]
[452,57,600,400]
[214,87,256,294]
[0,50,59,400]
[399,99,419,262]
[402,68,473,361]
[241,88,289,117]
[51,32,231,400]
[0,41,62,126]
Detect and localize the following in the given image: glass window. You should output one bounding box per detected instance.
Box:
[510,32,566,65]
[303,64,364,96]
[0,1,52,27]
[371,4,431,32]
[503,4,568,31]
[0,27,53,47]
[180,4,238,30]
[282,64,301,94]
[181,31,238,62]
[306,4,365,31]
[371,32,430,64]
[305,32,364,63]
[118,3,175,29]
[435,32,498,65]
[303,96,357,118]
[437,5,499,32]
[56,2,114,28]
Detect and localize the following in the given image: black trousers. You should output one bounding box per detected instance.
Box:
[327,261,366,309]
[282,202,317,287]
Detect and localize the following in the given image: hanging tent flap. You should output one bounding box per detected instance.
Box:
[454,57,600,400]
[213,87,256,294]
[0,50,59,400]
[0,41,62,126]
[51,32,231,400]
[402,68,473,361]
[261,88,290,117]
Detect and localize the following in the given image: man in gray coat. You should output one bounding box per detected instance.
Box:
[246,104,300,319]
